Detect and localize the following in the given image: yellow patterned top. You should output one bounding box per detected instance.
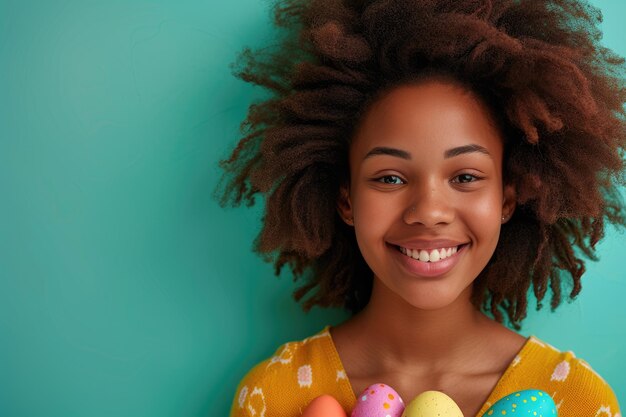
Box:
[230,326,621,417]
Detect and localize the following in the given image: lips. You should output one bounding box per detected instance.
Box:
[389,238,467,250]
[388,241,469,278]
[398,245,460,263]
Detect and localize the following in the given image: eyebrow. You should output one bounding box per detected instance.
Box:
[363,144,491,160]
[443,144,491,159]
[363,146,411,160]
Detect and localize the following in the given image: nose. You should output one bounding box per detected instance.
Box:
[403,183,455,227]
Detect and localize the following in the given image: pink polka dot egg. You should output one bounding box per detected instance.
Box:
[351,383,405,417]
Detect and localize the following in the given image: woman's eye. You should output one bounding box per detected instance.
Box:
[376,175,404,185]
[452,173,480,183]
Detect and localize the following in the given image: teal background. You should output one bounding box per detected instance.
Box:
[0,0,624,416]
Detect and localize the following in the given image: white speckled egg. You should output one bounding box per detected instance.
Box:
[481,389,556,417]
[351,383,405,417]
[401,391,463,417]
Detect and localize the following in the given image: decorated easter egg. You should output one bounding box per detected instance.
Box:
[301,395,348,417]
[401,391,463,417]
[481,389,556,417]
[351,383,405,417]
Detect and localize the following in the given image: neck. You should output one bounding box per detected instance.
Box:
[351,278,494,374]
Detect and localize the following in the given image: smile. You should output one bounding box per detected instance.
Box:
[391,243,469,278]
[397,245,460,263]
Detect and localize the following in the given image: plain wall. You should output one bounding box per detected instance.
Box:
[0,0,624,416]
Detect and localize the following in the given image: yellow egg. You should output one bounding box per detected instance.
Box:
[401,391,464,417]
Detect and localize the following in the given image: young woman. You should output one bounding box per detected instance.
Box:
[219,0,625,415]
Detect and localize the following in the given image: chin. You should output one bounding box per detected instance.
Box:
[373,273,472,311]
[401,289,463,311]
[407,300,455,311]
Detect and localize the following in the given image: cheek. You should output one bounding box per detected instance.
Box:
[351,191,399,251]
[461,192,503,245]
[353,192,384,231]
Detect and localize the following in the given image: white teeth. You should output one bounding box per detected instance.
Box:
[398,245,462,263]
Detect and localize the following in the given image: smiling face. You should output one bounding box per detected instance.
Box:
[337,79,516,311]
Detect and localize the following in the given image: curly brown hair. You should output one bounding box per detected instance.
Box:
[216,0,626,329]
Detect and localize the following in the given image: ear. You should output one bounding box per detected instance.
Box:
[501,183,516,224]
[337,183,354,226]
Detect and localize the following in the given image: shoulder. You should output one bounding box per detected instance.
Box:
[516,336,621,416]
[229,327,351,417]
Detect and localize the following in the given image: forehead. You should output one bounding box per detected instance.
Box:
[351,81,504,158]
